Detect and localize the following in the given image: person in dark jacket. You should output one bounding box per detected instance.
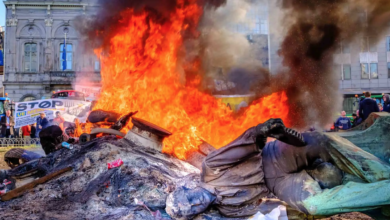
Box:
[359,91,379,121]
[351,113,357,127]
[36,113,49,137]
[383,94,390,113]
[335,111,352,130]
[0,110,14,138]
[30,123,37,138]
[355,110,363,126]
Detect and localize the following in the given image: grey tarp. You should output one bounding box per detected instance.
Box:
[263,132,390,216]
[201,128,390,217]
[200,127,271,217]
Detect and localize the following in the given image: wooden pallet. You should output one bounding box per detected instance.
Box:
[1,167,72,201]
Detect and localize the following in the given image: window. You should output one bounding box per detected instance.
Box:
[361,63,369,79]
[22,96,36,102]
[59,44,73,70]
[370,63,378,79]
[343,64,351,80]
[361,37,377,52]
[24,43,37,72]
[334,64,342,80]
[260,20,268,34]
[361,63,378,79]
[361,38,368,52]
[388,63,390,78]
[342,42,350,54]
[94,61,100,71]
[387,37,390,51]
[369,37,377,52]
[336,42,350,54]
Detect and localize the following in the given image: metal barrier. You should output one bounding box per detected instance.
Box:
[0,138,41,148]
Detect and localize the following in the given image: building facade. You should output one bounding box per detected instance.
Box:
[336,35,390,113]
[3,0,101,102]
[232,0,270,68]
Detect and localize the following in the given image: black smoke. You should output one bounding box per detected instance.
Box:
[264,0,390,128]
[75,0,227,53]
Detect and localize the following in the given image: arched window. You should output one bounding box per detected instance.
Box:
[22,96,37,102]
[24,43,37,72]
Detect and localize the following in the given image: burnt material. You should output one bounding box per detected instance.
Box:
[110,111,138,131]
[125,118,173,152]
[88,110,120,123]
[0,135,199,220]
[1,167,72,202]
[131,117,172,139]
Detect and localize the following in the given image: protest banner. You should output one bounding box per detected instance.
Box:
[15,99,91,128]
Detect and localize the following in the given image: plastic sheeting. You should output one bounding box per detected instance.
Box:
[248,205,288,220]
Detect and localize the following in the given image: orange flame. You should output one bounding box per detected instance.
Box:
[92,2,289,159]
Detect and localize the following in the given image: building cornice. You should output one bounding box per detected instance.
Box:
[4,1,88,7]
[4,1,100,10]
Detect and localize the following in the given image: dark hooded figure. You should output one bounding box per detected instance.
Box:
[359,91,379,120]
[167,119,390,219]
[383,94,390,113]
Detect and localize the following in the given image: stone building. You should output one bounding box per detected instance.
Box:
[3,0,101,102]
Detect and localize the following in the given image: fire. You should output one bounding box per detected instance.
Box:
[92,1,289,159]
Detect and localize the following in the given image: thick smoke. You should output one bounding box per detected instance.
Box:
[75,0,390,129]
[268,0,390,128]
[186,0,271,95]
[75,0,227,52]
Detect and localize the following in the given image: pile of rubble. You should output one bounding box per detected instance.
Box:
[0,135,201,219]
[0,111,385,220]
[0,111,242,220]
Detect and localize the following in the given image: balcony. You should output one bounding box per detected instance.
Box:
[49,71,101,85]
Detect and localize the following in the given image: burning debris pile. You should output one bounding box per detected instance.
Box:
[0,111,250,220]
[1,113,389,220]
[0,123,203,220]
[75,0,290,160]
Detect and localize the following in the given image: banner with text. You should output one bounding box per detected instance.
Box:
[15,99,91,128]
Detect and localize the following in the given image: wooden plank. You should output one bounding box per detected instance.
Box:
[1,167,72,201]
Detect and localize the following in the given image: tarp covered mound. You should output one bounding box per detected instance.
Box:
[336,114,390,163]
[347,112,390,132]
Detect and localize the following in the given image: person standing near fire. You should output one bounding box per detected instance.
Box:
[335,111,351,130]
[30,124,37,139]
[21,125,31,139]
[383,94,390,113]
[359,91,379,120]
[36,113,49,137]
[1,110,14,138]
[53,111,65,131]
